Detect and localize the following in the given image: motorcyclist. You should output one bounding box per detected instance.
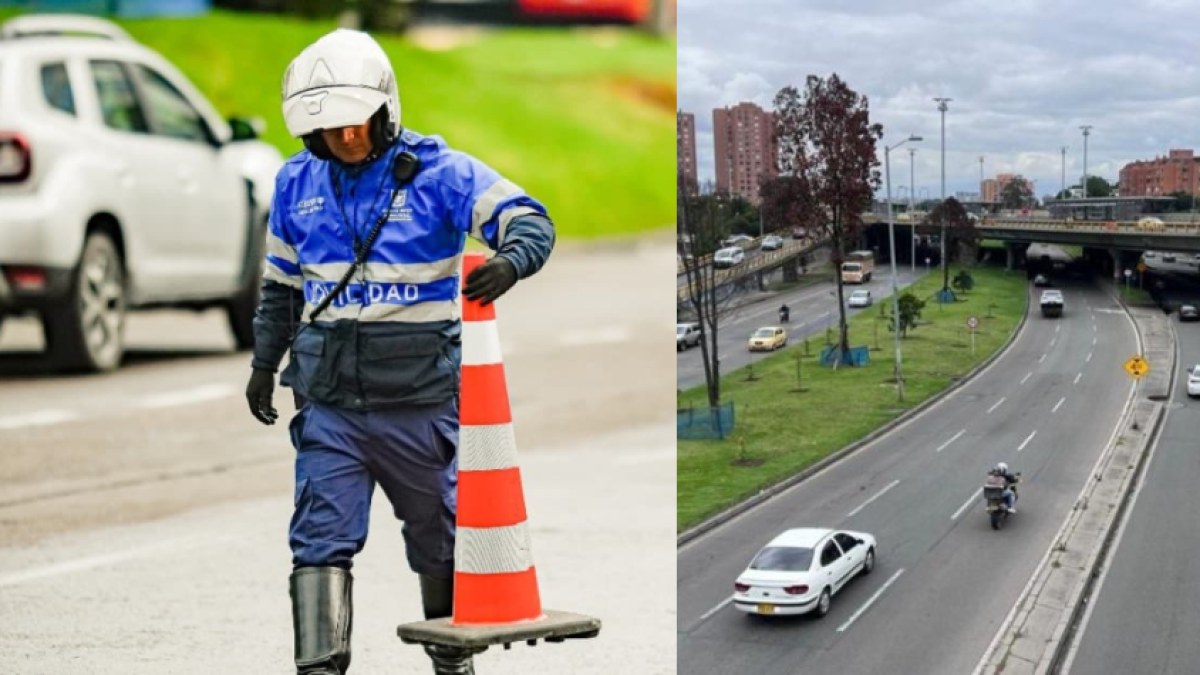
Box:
[245,28,555,675]
[779,303,790,324]
[990,462,1019,513]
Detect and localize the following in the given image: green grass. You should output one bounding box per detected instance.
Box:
[979,239,1005,250]
[677,265,1029,531]
[1119,285,1154,306]
[0,9,674,238]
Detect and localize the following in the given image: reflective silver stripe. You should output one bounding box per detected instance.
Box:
[263,260,303,288]
[455,523,534,575]
[302,298,459,323]
[265,231,298,264]
[470,178,522,241]
[301,257,460,284]
[459,424,517,472]
[494,205,539,245]
[461,319,502,366]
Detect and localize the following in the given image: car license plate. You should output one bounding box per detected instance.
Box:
[756,603,774,615]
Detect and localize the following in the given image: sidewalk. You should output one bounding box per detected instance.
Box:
[0,424,675,675]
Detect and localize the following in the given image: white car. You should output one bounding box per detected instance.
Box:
[677,322,700,351]
[0,15,284,371]
[734,527,877,618]
[1188,365,1200,398]
[721,234,754,248]
[713,247,746,269]
[848,290,872,308]
[760,235,784,251]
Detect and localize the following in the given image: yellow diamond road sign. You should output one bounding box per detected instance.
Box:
[1124,355,1150,379]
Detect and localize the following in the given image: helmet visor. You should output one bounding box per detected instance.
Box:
[283,86,389,138]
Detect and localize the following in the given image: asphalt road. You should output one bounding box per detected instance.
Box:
[0,237,675,674]
[677,279,1137,675]
[1063,289,1200,675]
[677,267,922,390]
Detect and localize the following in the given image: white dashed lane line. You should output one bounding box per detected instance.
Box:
[846,480,901,518]
[936,429,967,453]
[1018,430,1038,452]
[987,398,1006,414]
[0,410,80,431]
[837,568,905,633]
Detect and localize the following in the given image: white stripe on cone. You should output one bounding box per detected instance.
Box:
[462,319,503,366]
[456,522,535,574]
[460,424,519,472]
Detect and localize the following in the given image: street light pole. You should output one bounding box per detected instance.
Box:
[909,147,916,275]
[934,97,952,288]
[885,134,922,402]
[1080,125,1092,200]
[1061,146,1067,199]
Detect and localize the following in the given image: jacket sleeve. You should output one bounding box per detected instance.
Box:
[251,194,305,372]
[446,152,556,279]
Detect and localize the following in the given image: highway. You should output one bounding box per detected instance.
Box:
[0,239,675,675]
[677,266,922,390]
[1062,286,1200,674]
[678,279,1137,675]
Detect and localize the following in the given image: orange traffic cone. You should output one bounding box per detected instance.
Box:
[453,252,543,625]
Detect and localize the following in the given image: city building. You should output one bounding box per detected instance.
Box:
[982,173,1034,203]
[676,110,699,196]
[712,102,777,204]
[1119,149,1200,197]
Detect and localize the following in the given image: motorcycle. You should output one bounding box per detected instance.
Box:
[983,472,1020,530]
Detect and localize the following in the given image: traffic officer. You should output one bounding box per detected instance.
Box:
[244,29,555,675]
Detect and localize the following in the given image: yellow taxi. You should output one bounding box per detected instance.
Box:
[748,326,787,351]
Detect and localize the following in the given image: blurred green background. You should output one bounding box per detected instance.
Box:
[0,7,675,238]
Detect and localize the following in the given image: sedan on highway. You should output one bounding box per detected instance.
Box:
[1179,305,1199,322]
[677,323,700,351]
[1188,365,1200,398]
[761,235,784,251]
[734,528,877,618]
[848,290,872,308]
[748,326,786,351]
[713,247,746,269]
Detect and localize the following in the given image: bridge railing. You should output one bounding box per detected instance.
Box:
[677,236,826,303]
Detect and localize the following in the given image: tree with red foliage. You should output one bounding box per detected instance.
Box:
[768,74,882,359]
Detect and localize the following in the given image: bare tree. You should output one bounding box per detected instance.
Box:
[770,75,882,358]
[923,197,975,294]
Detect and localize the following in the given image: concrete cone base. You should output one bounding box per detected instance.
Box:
[398,609,601,650]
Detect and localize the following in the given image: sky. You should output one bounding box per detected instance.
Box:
[678,0,1200,199]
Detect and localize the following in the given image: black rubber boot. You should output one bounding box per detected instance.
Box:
[291,567,353,674]
[420,575,479,675]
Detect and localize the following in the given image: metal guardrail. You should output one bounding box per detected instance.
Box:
[978,218,1200,236]
[677,236,825,303]
[677,232,796,275]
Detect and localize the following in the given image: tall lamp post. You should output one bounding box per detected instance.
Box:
[934,97,952,288]
[909,148,917,274]
[1080,125,1092,200]
[1060,146,1068,199]
[885,134,923,402]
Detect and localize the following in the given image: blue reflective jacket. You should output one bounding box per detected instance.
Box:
[251,129,555,410]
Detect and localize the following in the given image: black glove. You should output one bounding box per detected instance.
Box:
[463,256,518,306]
[246,368,278,426]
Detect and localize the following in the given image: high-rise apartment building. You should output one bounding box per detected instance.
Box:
[982,173,1033,203]
[677,110,699,196]
[1119,149,1199,197]
[712,102,777,204]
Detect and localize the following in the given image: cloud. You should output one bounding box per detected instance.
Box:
[679,0,1200,195]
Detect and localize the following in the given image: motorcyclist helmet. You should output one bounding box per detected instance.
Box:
[995,461,1009,474]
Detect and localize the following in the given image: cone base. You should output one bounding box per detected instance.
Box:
[397,609,601,649]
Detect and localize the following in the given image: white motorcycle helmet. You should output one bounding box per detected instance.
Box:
[281,29,400,160]
[995,462,1008,474]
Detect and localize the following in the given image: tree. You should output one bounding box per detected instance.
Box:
[1168,191,1195,213]
[923,197,975,293]
[887,292,926,338]
[1000,177,1033,209]
[768,74,882,360]
[1086,175,1113,198]
[953,269,975,294]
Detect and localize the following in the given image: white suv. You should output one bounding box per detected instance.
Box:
[0,14,284,371]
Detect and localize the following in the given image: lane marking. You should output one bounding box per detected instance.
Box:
[698,596,732,623]
[1021,372,1033,385]
[936,429,967,453]
[1050,338,1058,348]
[1074,372,1083,385]
[1053,397,1067,413]
[837,568,905,633]
[137,384,236,410]
[952,489,981,520]
[1056,325,1061,334]
[0,410,80,431]
[1018,430,1038,452]
[0,536,217,588]
[1039,353,1047,363]
[1093,325,1098,332]
[1092,336,1097,346]
[987,398,1007,414]
[1087,352,1093,363]
[560,326,632,346]
[846,479,901,518]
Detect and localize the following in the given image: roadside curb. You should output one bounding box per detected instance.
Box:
[678,271,1031,547]
[975,293,1175,675]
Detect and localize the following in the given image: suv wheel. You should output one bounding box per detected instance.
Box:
[226,255,261,350]
[44,232,126,372]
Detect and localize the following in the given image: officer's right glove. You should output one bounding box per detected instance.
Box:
[246,368,278,426]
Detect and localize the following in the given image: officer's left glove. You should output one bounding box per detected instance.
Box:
[464,256,518,306]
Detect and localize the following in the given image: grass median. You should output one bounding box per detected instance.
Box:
[0,8,674,238]
[678,264,1029,532]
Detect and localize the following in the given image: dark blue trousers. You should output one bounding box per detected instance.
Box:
[288,399,458,577]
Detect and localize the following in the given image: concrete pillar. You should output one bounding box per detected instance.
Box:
[1109,249,1122,283]
[1005,242,1017,271]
